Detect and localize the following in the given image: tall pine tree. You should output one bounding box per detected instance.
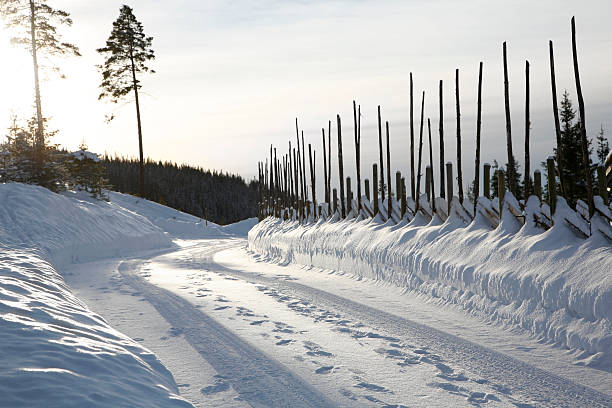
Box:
[97,5,155,197]
[596,125,609,165]
[0,0,80,165]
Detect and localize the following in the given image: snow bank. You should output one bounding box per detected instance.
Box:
[248,201,612,368]
[0,183,194,407]
[0,184,171,267]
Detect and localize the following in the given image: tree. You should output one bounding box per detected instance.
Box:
[97,5,155,197]
[596,125,609,165]
[0,0,80,162]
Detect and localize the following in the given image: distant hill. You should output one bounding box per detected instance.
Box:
[102,156,258,225]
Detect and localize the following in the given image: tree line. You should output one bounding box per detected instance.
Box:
[102,156,259,225]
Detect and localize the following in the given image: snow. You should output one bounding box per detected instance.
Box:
[71,149,101,162]
[0,183,196,407]
[248,197,612,369]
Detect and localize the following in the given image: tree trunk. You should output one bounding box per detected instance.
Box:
[301,131,307,201]
[571,17,594,218]
[439,80,445,198]
[475,62,483,213]
[428,118,435,212]
[378,105,385,200]
[295,119,304,219]
[29,0,44,158]
[503,42,517,197]
[309,144,316,219]
[455,68,464,204]
[328,120,332,204]
[410,73,416,200]
[549,41,565,196]
[337,115,346,218]
[524,60,531,197]
[130,50,145,197]
[416,91,425,212]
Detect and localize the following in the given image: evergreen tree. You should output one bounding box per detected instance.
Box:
[490,159,522,199]
[97,5,155,198]
[553,91,594,207]
[596,125,609,165]
[65,143,111,199]
[0,0,80,160]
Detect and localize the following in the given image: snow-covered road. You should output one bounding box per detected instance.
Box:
[66,238,612,407]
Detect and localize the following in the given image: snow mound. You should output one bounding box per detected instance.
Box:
[0,248,192,408]
[0,183,194,407]
[222,217,258,236]
[248,211,612,369]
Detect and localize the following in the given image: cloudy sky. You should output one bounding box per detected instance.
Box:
[0,0,610,194]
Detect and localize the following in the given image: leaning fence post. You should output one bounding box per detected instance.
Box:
[483,163,491,199]
[597,166,608,206]
[446,162,453,215]
[498,169,505,217]
[534,170,542,201]
[373,164,379,217]
[546,157,557,214]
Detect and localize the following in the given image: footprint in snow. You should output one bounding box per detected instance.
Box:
[214,305,231,311]
[315,365,334,375]
[201,376,230,395]
[275,339,293,346]
[354,382,388,392]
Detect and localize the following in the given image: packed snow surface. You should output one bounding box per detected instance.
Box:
[248,207,612,369]
[0,183,195,407]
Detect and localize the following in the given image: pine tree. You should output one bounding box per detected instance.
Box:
[97,5,155,198]
[596,125,609,165]
[0,0,80,160]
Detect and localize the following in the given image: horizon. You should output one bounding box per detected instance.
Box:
[0,0,610,192]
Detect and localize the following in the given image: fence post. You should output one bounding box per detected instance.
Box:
[597,166,608,206]
[546,157,557,214]
[346,177,352,215]
[401,177,407,217]
[498,169,505,217]
[373,164,379,217]
[365,179,370,201]
[446,162,453,215]
[534,170,542,201]
[333,188,338,214]
[426,166,432,203]
[396,171,402,205]
[483,163,491,199]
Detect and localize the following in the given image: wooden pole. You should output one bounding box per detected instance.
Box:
[293,148,299,217]
[401,177,407,217]
[597,166,608,205]
[378,105,385,200]
[524,60,531,198]
[301,131,308,201]
[446,162,453,215]
[547,157,557,214]
[534,170,542,201]
[548,41,565,197]
[571,16,594,218]
[475,62,483,213]
[295,119,304,219]
[354,101,362,212]
[365,178,370,201]
[373,164,379,216]
[333,188,338,214]
[427,118,435,210]
[386,121,392,219]
[455,68,464,203]
[322,128,329,205]
[426,166,432,203]
[396,171,402,205]
[439,80,445,198]
[498,169,506,217]
[346,177,352,214]
[484,163,491,199]
[410,73,416,200]
[328,120,332,204]
[416,91,425,212]
[337,115,346,218]
[503,42,518,197]
[309,144,316,219]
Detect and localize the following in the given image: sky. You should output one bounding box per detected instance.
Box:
[0,0,610,196]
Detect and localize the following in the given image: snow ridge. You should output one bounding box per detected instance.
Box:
[248,203,612,369]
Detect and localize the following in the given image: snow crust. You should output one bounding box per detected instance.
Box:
[248,201,612,368]
[0,183,196,407]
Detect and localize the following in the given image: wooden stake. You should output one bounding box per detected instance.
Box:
[337,115,346,218]
[378,105,385,200]
[354,101,362,212]
[439,80,445,198]
[534,169,542,201]
[503,42,518,197]
[446,162,453,215]
[346,177,352,214]
[428,118,435,211]
[386,121,392,219]
[322,128,329,205]
[475,62,483,213]
[308,144,316,219]
[549,40,565,197]
[571,17,594,218]
[333,188,338,214]
[547,157,556,214]
[498,169,505,217]
[416,91,425,212]
[401,177,407,217]
[410,73,416,200]
[456,68,464,203]
[396,171,402,205]
[365,178,370,201]
[301,131,308,201]
[426,166,432,203]
[373,164,379,216]
[328,120,332,204]
[524,60,531,197]
[484,163,491,199]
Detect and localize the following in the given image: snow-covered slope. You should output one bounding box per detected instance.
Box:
[248,200,612,369]
[0,183,199,407]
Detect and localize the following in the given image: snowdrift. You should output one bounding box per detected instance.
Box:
[248,200,612,369]
[0,183,195,407]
